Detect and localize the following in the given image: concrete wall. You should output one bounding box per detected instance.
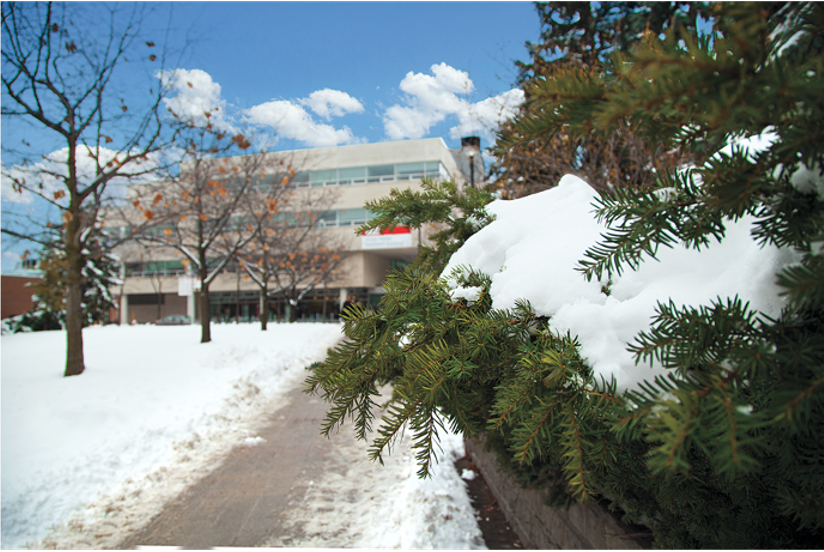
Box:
[109,137,468,303]
[263,137,458,174]
[464,437,650,550]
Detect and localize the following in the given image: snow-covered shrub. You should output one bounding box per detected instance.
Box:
[307,3,824,547]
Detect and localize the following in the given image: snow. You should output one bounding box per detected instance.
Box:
[1,323,339,549]
[263,418,485,549]
[450,286,483,305]
[442,175,801,392]
[2,323,486,550]
[460,469,477,481]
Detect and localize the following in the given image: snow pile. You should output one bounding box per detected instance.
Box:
[1,323,343,550]
[443,175,800,392]
[263,417,485,550]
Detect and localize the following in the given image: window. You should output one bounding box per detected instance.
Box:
[338,166,366,185]
[128,294,164,305]
[311,169,337,187]
[292,171,310,187]
[396,162,425,180]
[367,165,394,182]
[338,208,369,226]
[318,211,338,228]
[280,161,443,188]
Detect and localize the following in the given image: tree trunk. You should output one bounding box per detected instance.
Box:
[64,220,85,377]
[288,297,297,323]
[235,269,240,324]
[200,279,211,343]
[260,283,269,331]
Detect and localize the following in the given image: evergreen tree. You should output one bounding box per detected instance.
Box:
[490,2,712,197]
[6,234,121,333]
[79,236,121,326]
[307,2,824,547]
[7,249,68,333]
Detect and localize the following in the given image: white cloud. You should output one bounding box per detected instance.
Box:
[157,69,234,131]
[383,63,524,144]
[158,67,366,148]
[383,63,472,140]
[1,147,167,205]
[1,164,35,204]
[245,98,361,147]
[450,89,525,140]
[301,89,364,121]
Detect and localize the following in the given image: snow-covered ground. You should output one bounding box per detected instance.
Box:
[1,323,484,549]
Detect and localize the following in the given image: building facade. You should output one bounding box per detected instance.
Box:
[1,270,41,319]
[113,137,483,324]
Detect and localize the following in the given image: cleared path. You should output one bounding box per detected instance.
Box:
[117,386,333,549]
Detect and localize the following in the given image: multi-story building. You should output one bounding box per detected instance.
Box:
[113,136,483,324]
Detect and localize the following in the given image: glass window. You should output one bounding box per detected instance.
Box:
[338,166,366,185]
[318,211,338,227]
[250,176,265,190]
[396,162,425,179]
[425,161,441,177]
[367,164,394,182]
[268,172,290,187]
[292,171,310,187]
[338,208,368,226]
[311,169,337,186]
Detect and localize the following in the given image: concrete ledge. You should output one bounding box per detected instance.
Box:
[465,437,649,550]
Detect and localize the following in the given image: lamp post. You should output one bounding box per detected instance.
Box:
[468,150,475,188]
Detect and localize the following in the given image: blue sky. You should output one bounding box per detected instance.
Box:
[2,2,540,271]
[161,1,538,149]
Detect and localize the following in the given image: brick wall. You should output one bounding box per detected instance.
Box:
[464,437,650,550]
[1,275,40,319]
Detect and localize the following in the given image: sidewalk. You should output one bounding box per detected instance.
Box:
[115,382,520,550]
[116,386,336,549]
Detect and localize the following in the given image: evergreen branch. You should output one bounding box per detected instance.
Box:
[774,371,824,425]
[490,375,542,431]
[561,401,592,499]
[511,397,557,465]
[576,170,727,282]
[776,253,824,310]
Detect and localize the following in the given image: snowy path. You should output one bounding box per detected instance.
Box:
[261,391,485,549]
[1,323,484,549]
[117,385,485,549]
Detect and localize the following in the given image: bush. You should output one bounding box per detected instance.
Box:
[307,3,824,547]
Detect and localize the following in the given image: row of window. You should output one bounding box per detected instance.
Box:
[113,207,375,242]
[255,161,445,189]
[317,208,372,228]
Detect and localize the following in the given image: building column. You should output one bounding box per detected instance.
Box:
[187,292,195,322]
[120,293,129,326]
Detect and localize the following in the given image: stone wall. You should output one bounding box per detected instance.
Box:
[464,437,650,550]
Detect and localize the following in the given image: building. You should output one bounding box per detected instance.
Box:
[1,267,42,320]
[112,137,483,324]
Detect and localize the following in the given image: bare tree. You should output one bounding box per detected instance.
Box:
[129,122,290,342]
[240,187,346,326]
[1,2,181,376]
